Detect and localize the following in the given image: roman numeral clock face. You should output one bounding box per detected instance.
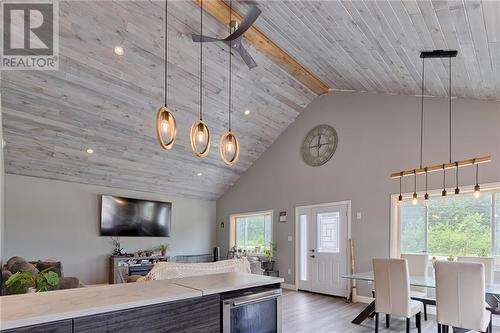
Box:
[301,125,338,167]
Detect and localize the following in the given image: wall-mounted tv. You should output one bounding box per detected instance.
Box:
[100,195,171,237]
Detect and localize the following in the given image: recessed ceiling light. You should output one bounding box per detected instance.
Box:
[244,109,251,115]
[114,46,124,56]
[86,148,94,154]
[197,172,203,177]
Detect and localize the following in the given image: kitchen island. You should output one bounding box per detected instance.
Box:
[0,272,283,332]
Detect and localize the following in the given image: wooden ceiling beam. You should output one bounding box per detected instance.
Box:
[193,0,329,96]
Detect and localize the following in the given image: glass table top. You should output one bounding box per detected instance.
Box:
[343,271,500,296]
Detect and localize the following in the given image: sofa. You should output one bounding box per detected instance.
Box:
[130,257,261,283]
[1,256,81,295]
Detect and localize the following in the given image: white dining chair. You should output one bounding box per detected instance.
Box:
[457,256,494,284]
[435,261,492,333]
[373,258,423,333]
[401,253,430,320]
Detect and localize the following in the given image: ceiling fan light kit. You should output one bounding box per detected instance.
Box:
[392,49,491,202]
[156,0,176,150]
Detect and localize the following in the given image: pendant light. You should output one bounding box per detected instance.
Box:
[442,165,447,196]
[412,170,418,205]
[424,168,429,201]
[156,0,176,150]
[398,172,403,202]
[190,0,210,157]
[474,161,481,198]
[220,0,240,166]
[454,162,460,195]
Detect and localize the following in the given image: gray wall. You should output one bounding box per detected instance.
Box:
[5,174,216,284]
[216,91,500,294]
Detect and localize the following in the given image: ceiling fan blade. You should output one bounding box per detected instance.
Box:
[192,34,223,43]
[225,6,261,41]
[237,44,257,69]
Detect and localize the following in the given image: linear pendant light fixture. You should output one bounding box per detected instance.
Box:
[190,0,211,158]
[156,0,177,150]
[220,0,240,166]
[392,50,491,200]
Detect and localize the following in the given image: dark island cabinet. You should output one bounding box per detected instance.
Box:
[73,295,220,333]
[2,320,73,333]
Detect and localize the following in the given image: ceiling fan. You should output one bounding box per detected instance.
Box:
[192,6,261,69]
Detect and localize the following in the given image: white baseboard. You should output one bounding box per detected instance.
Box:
[281,283,298,291]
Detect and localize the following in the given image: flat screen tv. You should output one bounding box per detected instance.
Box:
[100,195,171,237]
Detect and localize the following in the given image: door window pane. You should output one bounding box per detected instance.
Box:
[300,214,308,281]
[317,212,340,253]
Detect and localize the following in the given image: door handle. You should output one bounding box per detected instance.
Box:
[310,255,315,258]
[310,249,315,252]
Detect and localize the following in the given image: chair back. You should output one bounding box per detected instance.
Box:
[373,258,411,317]
[457,256,494,284]
[435,261,487,330]
[401,253,428,294]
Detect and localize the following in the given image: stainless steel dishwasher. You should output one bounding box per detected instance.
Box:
[221,286,282,333]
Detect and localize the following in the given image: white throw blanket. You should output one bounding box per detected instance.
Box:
[138,258,251,282]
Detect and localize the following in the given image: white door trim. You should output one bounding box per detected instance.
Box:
[294,200,352,294]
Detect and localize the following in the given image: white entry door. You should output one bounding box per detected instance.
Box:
[297,203,349,297]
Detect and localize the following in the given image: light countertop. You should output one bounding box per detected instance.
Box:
[0,272,283,330]
[169,272,284,295]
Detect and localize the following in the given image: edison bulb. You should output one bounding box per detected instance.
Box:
[226,140,234,152]
[161,119,169,133]
[412,193,418,205]
[197,131,205,143]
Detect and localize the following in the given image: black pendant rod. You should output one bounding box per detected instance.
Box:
[449,57,452,163]
[420,58,425,169]
[199,0,203,120]
[164,0,168,107]
[228,0,232,131]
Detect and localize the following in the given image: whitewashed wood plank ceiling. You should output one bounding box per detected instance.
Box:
[2,0,499,201]
[1,0,315,200]
[233,0,500,101]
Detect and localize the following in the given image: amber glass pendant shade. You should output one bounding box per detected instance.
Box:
[219,130,240,166]
[156,105,176,150]
[190,120,210,157]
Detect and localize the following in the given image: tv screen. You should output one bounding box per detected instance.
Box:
[100,195,171,237]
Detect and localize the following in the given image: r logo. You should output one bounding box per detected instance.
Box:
[1,1,58,69]
[3,3,53,55]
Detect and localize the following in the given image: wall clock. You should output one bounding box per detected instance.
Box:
[301,125,338,167]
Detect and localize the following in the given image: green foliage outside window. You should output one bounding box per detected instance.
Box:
[401,192,495,257]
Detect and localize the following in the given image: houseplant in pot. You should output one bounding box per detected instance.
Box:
[159,244,170,256]
[262,242,277,271]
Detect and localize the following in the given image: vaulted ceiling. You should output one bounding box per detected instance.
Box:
[2,1,499,201]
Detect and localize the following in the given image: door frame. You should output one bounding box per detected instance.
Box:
[294,200,352,293]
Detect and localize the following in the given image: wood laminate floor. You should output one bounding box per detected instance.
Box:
[282,290,497,333]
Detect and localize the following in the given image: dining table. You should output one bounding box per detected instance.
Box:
[343,271,500,325]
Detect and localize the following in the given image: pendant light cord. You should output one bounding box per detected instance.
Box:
[199,0,203,120]
[420,58,425,169]
[228,0,232,131]
[449,57,452,163]
[164,0,168,107]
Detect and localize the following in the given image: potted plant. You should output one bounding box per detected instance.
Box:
[262,242,277,271]
[159,244,170,256]
[35,269,60,292]
[4,272,35,295]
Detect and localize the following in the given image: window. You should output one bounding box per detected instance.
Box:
[317,212,340,253]
[398,190,500,260]
[231,211,272,254]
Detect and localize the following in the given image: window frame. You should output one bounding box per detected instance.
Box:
[390,182,500,261]
[229,210,273,255]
